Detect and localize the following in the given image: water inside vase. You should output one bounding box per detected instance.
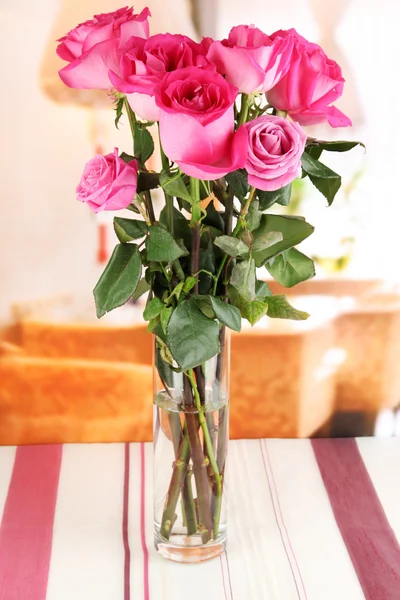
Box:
[153,390,228,563]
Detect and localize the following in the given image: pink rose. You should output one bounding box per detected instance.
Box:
[267,29,351,128]
[76,148,138,213]
[57,6,150,90]
[155,66,247,180]
[109,34,211,121]
[243,115,306,191]
[206,25,293,94]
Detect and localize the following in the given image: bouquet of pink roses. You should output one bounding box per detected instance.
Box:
[58,6,363,561]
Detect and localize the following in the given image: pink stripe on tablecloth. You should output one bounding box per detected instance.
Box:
[123,443,131,600]
[0,445,62,600]
[220,555,229,600]
[220,551,234,600]
[260,440,303,600]
[312,438,400,600]
[140,442,150,600]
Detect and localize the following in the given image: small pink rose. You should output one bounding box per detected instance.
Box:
[76,148,138,213]
[155,66,247,180]
[243,115,306,191]
[57,6,150,90]
[267,29,351,128]
[109,33,212,121]
[206,25,293,94]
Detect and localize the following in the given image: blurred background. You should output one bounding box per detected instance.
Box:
[1,0,400,445]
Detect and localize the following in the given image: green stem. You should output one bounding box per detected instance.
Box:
[238,93,250,126]
[183,377,213,543]
[190,177,201,225]
[160,432,191,539]
[123,98,155,223]
[187,370,223,538]
[159,126,174,236]
[212,186,256,295]
[168,413,198,535]
[123,97,136,148]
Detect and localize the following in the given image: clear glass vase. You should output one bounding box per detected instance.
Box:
[153,328,230,563]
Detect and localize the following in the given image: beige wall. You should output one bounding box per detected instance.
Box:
[0,1,99,324]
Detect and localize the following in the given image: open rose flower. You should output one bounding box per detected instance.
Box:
[57,6,150,90]
[267,29,351,128]
[109,34,212,121]
[155,66,247,179]
[206,25,293,94]
[76,148,138,213]
[243,115,306,191]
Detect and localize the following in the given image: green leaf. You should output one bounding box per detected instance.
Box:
[159,206,191,246]
[304,146,323,161]
[266,248,315,288]
[190,294,215,319]
[214,235,249,257]
[266,295,309,320]
[257,184,292,211]
[183,277,198,294]
[113,217,148,243]
[166,299,220,370]
[245,200,262,231]
[134,123,154,164]
[255,280,272,298]
[241,298,269,325]
[228,285,268,326]
[94,244,141,318]
[120,152,135,164]
[225,169,249,199]
[155,345,173,387]
[160,306,173,334]
[114,97,124,129]
[301,153,341,205]
[252,214,314,267]
[209,296,241,332]
[159,170,192,202]
[143,297,165,321]
[166,281,185,303]
[136,171,160,193]
[306,139,366,153]
[230,258,256,302]
[132,277,150,301]
[252,230,283,253]
[198,236,216,294]
[146,225,187,262]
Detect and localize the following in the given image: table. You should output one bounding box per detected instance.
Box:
[0,438,399,600]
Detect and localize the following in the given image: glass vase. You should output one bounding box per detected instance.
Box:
[153,328,230,563]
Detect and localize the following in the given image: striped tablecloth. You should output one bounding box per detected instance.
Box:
[0,438,400,600]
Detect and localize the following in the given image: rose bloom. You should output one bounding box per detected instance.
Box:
[76,148,138,213]
[109,34,212,121]
[155,66,247,180]
[267,29,351,128]
[206,25,293,94]
[243,115,306,191]
[57,6,150,90]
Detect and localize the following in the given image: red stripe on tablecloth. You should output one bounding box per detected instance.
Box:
[260,440,304,600]
[312,438,400,600]
[0,445,62,600]
[140,443,150,600]
[123,443,131,600]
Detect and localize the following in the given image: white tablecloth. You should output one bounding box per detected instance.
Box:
[0,438,400,600]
